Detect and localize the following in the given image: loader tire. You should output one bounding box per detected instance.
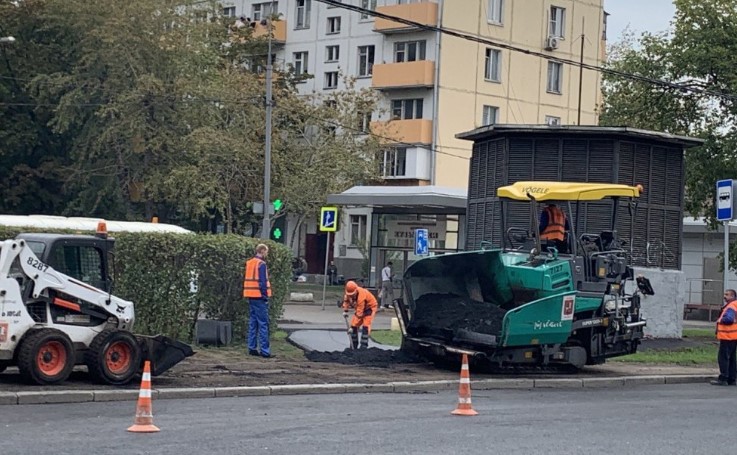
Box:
[85,329,141,385]
[17,329,75,385]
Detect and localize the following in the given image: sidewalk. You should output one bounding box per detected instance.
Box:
[279,303,396,331]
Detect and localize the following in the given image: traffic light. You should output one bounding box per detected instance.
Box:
[271,215,287,243]
[272,199,284,212]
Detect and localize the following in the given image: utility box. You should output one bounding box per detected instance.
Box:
[195,320,233,346]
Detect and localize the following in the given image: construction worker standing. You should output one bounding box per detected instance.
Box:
[712,289,737,386]
[243,244,272,358]
[341,280,378,349]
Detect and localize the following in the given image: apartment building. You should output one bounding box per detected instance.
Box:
[222,0,607,278]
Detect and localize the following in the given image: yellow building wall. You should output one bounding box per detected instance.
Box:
[433,0,604,188]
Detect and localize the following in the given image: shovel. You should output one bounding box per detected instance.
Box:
[343,312,355,350]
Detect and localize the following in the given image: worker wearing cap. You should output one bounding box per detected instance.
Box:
[341,281,378,349]
[243,244,272,358]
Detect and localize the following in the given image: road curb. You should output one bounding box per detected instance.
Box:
[0,375,714,405]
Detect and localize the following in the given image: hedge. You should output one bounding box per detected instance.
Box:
[0,228,292,342]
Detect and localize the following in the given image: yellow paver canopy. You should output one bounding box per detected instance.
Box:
[497,181,642,201]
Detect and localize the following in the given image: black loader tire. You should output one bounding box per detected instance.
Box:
[17,329,75,385]
[85,329,141,385]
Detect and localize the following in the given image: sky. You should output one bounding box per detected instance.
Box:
[604,0,676,42]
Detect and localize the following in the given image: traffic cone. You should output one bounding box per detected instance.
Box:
[127,360,160,433]
[451,354,478,416]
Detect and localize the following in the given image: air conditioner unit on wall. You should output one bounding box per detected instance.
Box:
[545,36,560,51]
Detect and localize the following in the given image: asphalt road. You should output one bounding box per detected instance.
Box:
[0,384,728,455]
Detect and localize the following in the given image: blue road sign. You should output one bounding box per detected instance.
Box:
[415,228,429,256]
[320,206,338,232]
[717,180,734,221]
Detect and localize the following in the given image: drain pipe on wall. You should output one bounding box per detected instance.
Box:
[430,0,444,186]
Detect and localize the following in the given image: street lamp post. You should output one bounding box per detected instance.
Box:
[260,9,274,240]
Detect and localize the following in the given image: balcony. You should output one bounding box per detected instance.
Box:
[372,61,435,90]
[251,20,287,43]
[374,2,438,34]
[371,119,433,145]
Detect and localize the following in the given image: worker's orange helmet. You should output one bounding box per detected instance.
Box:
[345,280,358,296]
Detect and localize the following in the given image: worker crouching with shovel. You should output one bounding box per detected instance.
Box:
[339,281,378,349]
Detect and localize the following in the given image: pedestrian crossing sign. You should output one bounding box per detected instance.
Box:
[320,207,339,232]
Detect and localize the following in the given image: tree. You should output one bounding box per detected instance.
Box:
[0,0,382,234]
[600,0,737,268]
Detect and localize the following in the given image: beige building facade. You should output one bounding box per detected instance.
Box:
[221,0,607,279]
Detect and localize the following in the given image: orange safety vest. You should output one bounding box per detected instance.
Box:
[342,287,378,317]
[541,206,566,242]
[243,257,272,299]
[716,300,737,341]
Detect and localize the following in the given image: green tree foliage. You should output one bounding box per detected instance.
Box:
[600,0,737,268]
[0,0,382,233]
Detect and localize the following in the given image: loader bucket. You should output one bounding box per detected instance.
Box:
[136,335,195,376]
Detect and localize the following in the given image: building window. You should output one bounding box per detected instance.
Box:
[293,51,309,75]
[296,0,311,29]
[360,0,377,20]
[394,40,426,63]
[223,6,236,17]
[549,6,566,38]
[327,16,341,34]
[326,45,340,62]
[252,2,278,21]
[391,99,423,120]
[482,105,499,126]
[350,215,368,246]
[547,61,563,94]
[324,71,339,89]
[487,0,503,24]
[545,115,562,126]
[357,111,372,133]
[381,148,407,178]
[357,45,375,77]
[484,48,501,82]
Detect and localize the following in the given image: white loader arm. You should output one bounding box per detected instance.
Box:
[0,239,134,330]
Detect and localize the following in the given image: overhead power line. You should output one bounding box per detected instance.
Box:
[314,0,737,103]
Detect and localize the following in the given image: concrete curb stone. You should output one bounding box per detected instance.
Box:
[473,379,535,389]
[534,378,584,388]
[214,386,271,398]
[93,390,140,402]
[0,375,716,405]
[582,378,626,388]
[623,375,665,386]
[17,390,94,405]
[270,384,347,395]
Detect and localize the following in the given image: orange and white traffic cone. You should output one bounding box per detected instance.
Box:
[127,360,160,433]
[451,354,478,416]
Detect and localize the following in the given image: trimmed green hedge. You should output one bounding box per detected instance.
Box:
[0,228,291,342]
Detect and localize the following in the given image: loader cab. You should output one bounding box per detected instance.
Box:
[15,233,115,292]
[496,181,643,290]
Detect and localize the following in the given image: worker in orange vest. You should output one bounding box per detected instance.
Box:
[341,281,378,349]
[539,203,570,253]
[243,244,272,358]
[712,289,737,386]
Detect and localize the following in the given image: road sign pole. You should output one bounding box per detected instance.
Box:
[726,221,730,292]
[321,231,331,311]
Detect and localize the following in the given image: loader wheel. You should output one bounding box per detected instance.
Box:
[85,329,141,385]
[17,329,75,385]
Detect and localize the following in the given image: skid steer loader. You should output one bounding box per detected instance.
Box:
[0,224,193,385]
